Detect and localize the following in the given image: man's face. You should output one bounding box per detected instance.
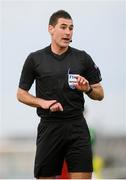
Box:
[49,18,73,48]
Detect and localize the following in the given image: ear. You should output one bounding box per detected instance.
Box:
[48,25,54,35]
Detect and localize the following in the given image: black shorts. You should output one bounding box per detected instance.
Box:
[34,117,93,178]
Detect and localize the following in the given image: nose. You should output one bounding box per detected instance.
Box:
[65,28,71,35]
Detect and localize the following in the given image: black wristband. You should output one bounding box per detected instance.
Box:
[85,86,93,95]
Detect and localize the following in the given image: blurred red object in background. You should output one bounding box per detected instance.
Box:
[59,160,69,179]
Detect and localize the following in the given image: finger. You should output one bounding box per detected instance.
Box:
[50,103,58,112]
[77,77,84,85]
[79,78,84,84]
[77,76,85,83]
[50,103,63,112]
[79,78,88,85]
[53,103,63,112]
[58,103,63,111]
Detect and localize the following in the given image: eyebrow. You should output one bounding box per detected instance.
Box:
[60,23,74,27]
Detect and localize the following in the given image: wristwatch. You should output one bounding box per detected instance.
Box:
[85,86,93,95]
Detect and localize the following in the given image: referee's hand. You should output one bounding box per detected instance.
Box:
[49,101,63,112]
[38,99,63,112]
[74,75,90,92]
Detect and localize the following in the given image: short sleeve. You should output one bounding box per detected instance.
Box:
[84,53,102,85]
[19,53,36,90]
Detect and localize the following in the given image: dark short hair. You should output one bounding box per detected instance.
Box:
[49,10,72,26]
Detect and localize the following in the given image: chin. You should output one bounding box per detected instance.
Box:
[60,43,69,48]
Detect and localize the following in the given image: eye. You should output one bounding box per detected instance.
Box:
[69,26,73,31]
[61,26,66,30]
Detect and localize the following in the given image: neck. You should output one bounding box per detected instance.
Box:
[51,43,68,55]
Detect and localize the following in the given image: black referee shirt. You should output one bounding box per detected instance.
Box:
[19,45,102,120]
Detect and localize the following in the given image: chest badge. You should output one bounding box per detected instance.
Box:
[68,68,78,89]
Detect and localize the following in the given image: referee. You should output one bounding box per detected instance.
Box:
[17,10,104,179]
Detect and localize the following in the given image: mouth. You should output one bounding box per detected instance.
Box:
[62,38,71,42]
